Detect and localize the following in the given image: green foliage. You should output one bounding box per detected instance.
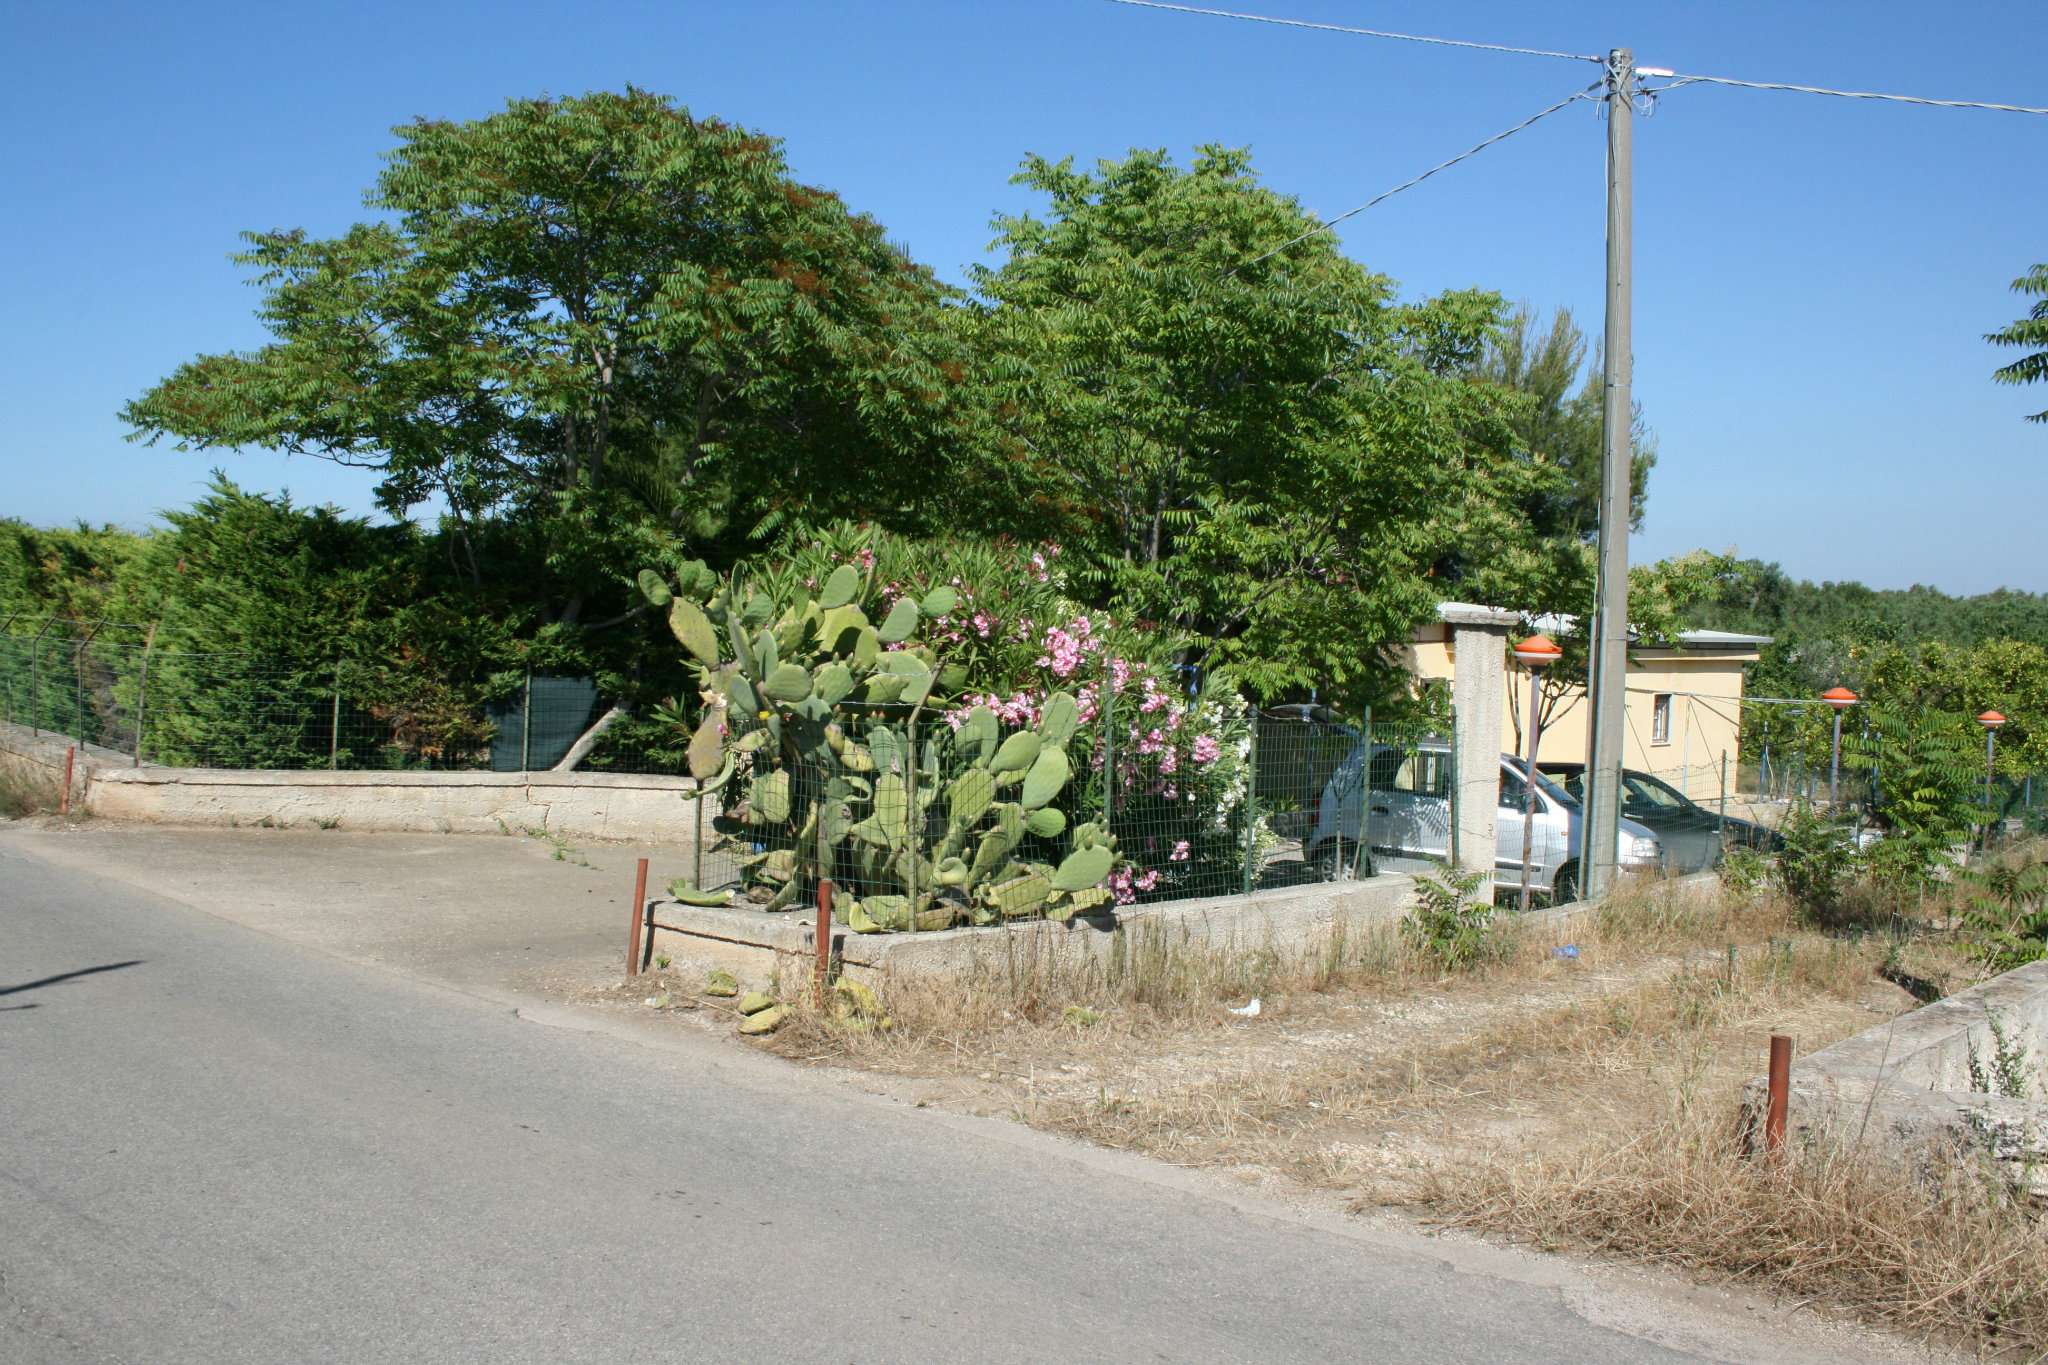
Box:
[1987,263,2048,423]
[1472,304,1656,541]
[1694,559,2048,787]
[1965,1009,2034,1100]
[1771,803,1861,925]
[1959,848,2048,972]
[1719,845,1770,903]
[1,479,548,768]
[1843,707,1979,890]
[643,555,1124,931]
[1402,868,1502,972]
[123,88,983,648]
[966,145,1544,705]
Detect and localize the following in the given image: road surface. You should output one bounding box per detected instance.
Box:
[1,825,1909,1363]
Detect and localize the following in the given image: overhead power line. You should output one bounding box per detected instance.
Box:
[1105,0,2048,117]
[1238,83,1602,270]
[1103,0,1601,65]
[1653,71,2048,117]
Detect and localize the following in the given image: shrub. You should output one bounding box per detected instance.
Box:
[1402,868,1502,972]
[1771,802,1860,925]
[1959,845,2048,971]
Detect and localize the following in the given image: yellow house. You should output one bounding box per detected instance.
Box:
[1405,607,1770,805]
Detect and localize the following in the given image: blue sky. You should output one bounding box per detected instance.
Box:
[5,0,2043,593]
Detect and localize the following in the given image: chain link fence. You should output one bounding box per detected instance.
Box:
[2,618,1469,918]
[0,621,681,774]
[676,700,1458,923]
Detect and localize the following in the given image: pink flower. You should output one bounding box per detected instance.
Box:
[1191,735,1221,765]
[1134,869,1159,892]
[1170,840,1190,862]
[1038,625,1084,678]
[855,548,875,570]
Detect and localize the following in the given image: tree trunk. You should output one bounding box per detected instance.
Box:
[552,703,629,772]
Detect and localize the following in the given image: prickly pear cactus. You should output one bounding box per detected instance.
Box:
[639,558,1122,932]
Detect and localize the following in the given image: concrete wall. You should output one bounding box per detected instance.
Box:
[1748,959,2048,1192]
[644,872,1422,988]
[0,720,715,844]
[1440,604,1514,892]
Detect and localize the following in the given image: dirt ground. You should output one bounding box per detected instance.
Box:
[574,890,1962,1197]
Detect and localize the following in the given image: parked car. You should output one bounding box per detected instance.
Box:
[1536,762,1784,875]
[1306,739,1663,902]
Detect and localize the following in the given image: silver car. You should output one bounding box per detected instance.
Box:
[1307,739,1663,902]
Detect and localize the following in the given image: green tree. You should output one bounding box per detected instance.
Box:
[1843,706,1980,888]
[967,145,1540,702]
[1988,263,2048,423]
[1473,305,1656,539]
[123,89,979,627]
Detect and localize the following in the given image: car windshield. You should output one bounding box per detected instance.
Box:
[1623,773,1692,811]
[1511,762,1580,809]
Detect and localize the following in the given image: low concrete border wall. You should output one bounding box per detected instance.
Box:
[646,871,1422,986]
[0,720,712,844]
[1747,960,2048,1191]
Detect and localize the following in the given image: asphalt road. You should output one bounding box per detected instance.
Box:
[1,834,1877,1364]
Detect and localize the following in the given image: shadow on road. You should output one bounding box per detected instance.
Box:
[0,959,144,999]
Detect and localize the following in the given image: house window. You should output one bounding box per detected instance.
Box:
[1651,693,1673,745]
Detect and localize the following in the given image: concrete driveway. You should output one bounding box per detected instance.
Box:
[0,821,1930,1363]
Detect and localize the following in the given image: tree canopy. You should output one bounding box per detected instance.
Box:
[123,89,981,624]
[1988,263,2048,423]
[1472,305,1655,539]
[966,145,1549,701]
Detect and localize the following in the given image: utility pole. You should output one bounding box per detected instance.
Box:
[1582,48,1635,900]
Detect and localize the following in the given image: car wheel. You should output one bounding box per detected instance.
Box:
[1550,861,1579,905]
[1309,840,1370,881]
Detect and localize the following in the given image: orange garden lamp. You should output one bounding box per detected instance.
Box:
[1978,711,2007,848]
[1513,635,1562,911]
[1822,687,1858,807]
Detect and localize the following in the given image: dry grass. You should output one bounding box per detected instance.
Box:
[743,875,2047,1353]
[0,759,62,819]
[1423,1100,2048,1353]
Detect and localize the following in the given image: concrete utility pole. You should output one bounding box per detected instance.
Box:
[1582,48,1635,900]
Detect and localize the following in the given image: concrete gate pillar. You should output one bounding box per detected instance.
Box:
[1437,603,1519,894]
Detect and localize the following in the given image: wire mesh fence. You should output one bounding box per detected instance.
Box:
[4,619,1452,926]
[663,701,1459,930]
[0,622,685,774]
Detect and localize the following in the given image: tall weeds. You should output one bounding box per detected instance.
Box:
[1421,1096,2048,1354]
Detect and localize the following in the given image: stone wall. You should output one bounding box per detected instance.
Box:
[643,872,1422,987]
[0,720,713,844]
[1748,959,2048,1191]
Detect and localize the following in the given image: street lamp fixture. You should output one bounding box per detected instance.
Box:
[1514,634,1562,911]
[1978,710,2007,850]
[1821,687,1857,807]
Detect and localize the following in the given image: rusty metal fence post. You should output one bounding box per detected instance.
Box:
[1765,1033,1792,1155]
[625,857,649,979]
